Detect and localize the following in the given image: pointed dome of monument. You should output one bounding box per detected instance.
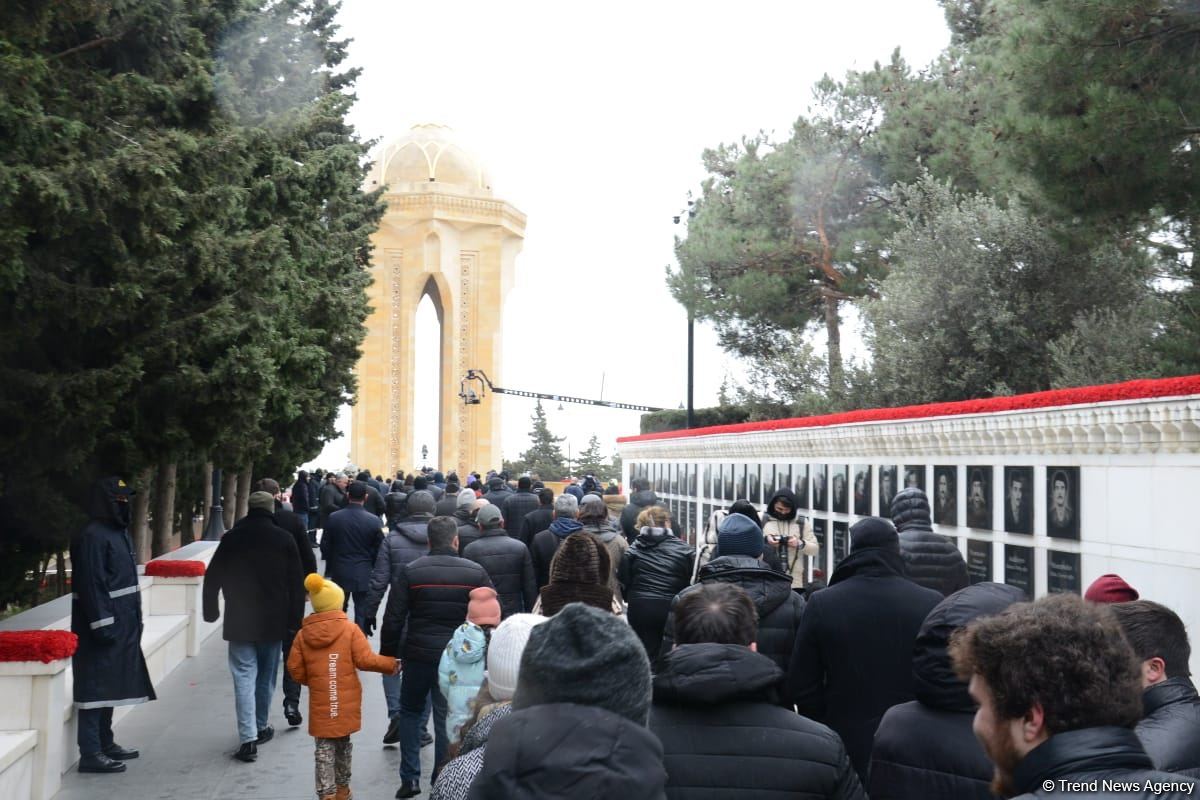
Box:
[370,123,493,196]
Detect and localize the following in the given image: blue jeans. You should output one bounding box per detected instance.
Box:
[228,640,281,743]
[399,660,447,783]
[383,671,432,722]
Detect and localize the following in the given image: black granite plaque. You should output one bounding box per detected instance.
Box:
[833,521,849,566]
[966,466,993,530]
[967,539,992,584]
[812,464,829,512]
[1004,544,1034,598]
[853,465,872,516]
[1046,467,1080,540]
[1047,550,1081,595]
[832,465,849,514]
[903,464,926,492]
[933,466,958,526]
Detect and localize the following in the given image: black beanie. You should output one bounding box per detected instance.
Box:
[717,512,764,558]
[850,516,900,554]
[514,602,651,725]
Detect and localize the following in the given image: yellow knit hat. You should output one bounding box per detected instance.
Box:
[305,573,344,614]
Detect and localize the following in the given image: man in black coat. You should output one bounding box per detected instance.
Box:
[869,582,1025,800]
[290,471,311,531]
[620,477,664,543]
[355,470,387,518]
[453,490,482,548]
[382,516,493,798]
[1111,601,1200,778]
[500,476,540,539]
[463,506,537,617]
[660,513,804,672]
[256,478,317,728]
[481,476,512,508]
[433,481,461,517]
[890,487,969,597]
[530,493,583,589]
[70,476,156,773]
[651,583,864,799]
[786,517,942,781]
[518,488,555,545]
[203,491,304,762]
[320,481,384,626]
[951,593,1194,799]
[318,473,346,529]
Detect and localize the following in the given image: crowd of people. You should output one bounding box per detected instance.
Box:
[70,468,1200,800]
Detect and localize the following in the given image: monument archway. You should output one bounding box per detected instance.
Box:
[351,124,526,478]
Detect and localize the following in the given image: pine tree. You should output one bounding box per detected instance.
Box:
[518,402,566,481]
[575,435,606,481]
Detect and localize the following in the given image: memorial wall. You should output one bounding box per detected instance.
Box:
[616,377,1200,675]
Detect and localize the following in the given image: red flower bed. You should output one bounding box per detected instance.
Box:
[145,560,206,578]
[618,375,1200,443]
[0,630,78,663]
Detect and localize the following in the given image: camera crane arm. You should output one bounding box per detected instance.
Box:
[458,369,664,412]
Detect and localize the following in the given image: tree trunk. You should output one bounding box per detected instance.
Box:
[824,295,845,397]
[222,471,238,529]
[201,460,213,533]
[177,468,194,547]
[236,464,252,520]
[151,460,177,557]
[55,550,67,597]
[131,467,154,563]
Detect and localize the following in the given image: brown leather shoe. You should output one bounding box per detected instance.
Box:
[335,787,353,800]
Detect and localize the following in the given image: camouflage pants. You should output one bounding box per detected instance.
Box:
[314,736,352,797]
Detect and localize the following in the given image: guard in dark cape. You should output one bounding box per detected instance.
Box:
[70,476,156,773]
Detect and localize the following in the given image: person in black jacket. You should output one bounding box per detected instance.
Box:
[318,473,346,530]
[1111,601,1200,778]
[890,487,969,597]
[950,593,1193,799]
[290,471,311,531]
[434,482,461,517]
[363,490,435,743]
[256,478,317,728]
[869,582,1025,800]
[530,493,583,589]
[786,517,942,782]
[500,476,540,538]
[620,477,664,543]
[517,487,554,546]
[659,512,804,671]
[70,477,156,774]
[619,506,695,658]
[382,516,493,799]
[651,583,865,799]
[467,603,666,799]
[203,492,304,762]
[320,481,384,625]
[481,477,512,508]
[463,508,537,618]
[355,470,387,518]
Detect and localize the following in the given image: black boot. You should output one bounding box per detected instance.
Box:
[382,715,402,745]
[255,724,275,744]
[395,781,420,799]
[78,753,127,773]
[103,743,139,760]
[284,702,303,727]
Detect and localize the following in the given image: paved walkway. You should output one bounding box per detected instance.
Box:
[54,582,433,800]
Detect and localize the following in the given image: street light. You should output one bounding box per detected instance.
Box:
[202,466,225,541]
[674,200,698,429]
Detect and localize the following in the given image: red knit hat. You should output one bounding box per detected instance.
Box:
[468,586,501,627]
[1084,574,1140,604]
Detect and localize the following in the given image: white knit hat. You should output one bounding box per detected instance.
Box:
[486,613,547,701]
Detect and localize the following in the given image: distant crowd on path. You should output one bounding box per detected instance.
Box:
[72,467,1200,800]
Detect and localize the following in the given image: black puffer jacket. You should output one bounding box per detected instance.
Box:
[434,491,460,517]
[380,548,493,663]
[651,643,865,800]
[618,528,695,602]
[462,530,537,617]
[620,489,665,542]
[660,555,805,672]
[870,582,1026,800]
[890,487,969,597]
[786,546,942,781]
[1137,677,1200,778]
[467,703,667,800]
[361,518,429,623]
[518,506,553,546]
[1010,727,1195,799]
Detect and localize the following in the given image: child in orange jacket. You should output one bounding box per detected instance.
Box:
[288,573,398,800]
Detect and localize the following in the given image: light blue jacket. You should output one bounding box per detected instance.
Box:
[438,622,488,742]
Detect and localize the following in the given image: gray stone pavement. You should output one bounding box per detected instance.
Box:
[54,590,434,800]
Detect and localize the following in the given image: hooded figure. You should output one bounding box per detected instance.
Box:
[537,533,617,616]
[890,487,969,597]
[786,517,942,782]
[869,582,1025,800]
[761,487,819,573]
[70,477,156,772]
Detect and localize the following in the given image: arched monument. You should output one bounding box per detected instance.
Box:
[351,124,525,478]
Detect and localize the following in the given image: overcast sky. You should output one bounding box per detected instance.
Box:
[305,0,951,473]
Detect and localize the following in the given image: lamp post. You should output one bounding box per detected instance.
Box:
[202,466,225,541]
[674,199,698,429]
